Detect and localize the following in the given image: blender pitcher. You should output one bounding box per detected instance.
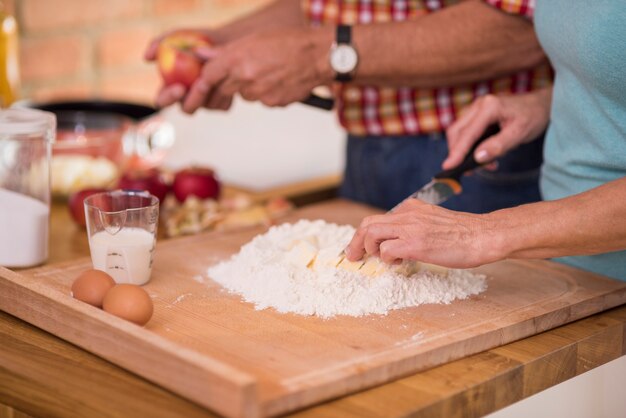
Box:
[84,190,159,285]
[0,108,55,268]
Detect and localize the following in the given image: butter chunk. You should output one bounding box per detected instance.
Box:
[418,262,448,276]
[284,240,318,268]
[358,257,385,277]
[301,235,319,248]
[313,246,345,270]
[337,257,365,272]
[392,261,420,277]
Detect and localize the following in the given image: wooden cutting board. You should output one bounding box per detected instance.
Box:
[1,200,625,418]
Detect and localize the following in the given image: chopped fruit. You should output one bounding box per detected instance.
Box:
[266,197,294,218]
[219,194,252,211]
[162,193,294,238]
[217,206,270,231]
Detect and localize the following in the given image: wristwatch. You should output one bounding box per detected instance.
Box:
[329,25,359,82]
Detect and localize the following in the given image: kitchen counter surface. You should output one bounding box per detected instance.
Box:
[1,197,625,418]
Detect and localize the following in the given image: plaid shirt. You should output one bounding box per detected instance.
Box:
[304,0,552,136]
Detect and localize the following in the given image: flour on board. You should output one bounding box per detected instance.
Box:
[207,220,487,318]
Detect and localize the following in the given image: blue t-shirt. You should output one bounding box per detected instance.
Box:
[535,0,626,280]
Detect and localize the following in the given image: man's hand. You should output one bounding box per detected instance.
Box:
[443,88,553,170]
[177,27,333,114]
[144,28,229,110]
[344,199,505,268]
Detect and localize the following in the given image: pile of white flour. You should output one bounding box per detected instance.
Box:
[207,220,487,318]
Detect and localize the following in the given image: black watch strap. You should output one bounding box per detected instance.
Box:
[337,24,351,44]
[336,72,352,82]
[335,25,353,82]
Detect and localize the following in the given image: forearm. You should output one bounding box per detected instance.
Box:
[488,177,626,260]
[215,0,306,42]
[339,0,547,87]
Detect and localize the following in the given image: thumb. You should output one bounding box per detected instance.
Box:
[144,37,162,61]
[195,45,220,61]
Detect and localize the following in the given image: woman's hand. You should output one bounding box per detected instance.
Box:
[442,87,553,170]
[344,199,505,268]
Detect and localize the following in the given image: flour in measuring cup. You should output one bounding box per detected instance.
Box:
[207,220,487,318]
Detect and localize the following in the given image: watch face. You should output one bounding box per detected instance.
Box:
[330,44,358,74]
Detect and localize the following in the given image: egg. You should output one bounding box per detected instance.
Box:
[102,284,154,326]
[71,269,116,307]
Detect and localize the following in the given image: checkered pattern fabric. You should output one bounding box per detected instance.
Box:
[304,0,551,135]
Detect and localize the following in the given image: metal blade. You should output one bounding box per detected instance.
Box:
[412,179,457,205]
[389,180,457,212]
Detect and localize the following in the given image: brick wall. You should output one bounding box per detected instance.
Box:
[7,0,271,105]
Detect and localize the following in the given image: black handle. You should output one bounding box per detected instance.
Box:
[434,124,500,181]
[300,94,335,111]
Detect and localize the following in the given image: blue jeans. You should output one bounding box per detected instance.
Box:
[340,132,544,213]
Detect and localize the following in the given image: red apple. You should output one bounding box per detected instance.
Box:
[172,167,220,203]
[157,31,213,89]
[118,169,170,203]
[68,188,108,227]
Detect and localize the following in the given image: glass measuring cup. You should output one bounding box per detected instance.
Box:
[84,190,158,285]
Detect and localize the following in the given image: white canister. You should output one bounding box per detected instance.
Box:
[0,108,55,267]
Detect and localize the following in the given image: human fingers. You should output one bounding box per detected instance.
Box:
[353,222,402,261]
[195,45,220,61]
[240,83,266,102]
[238,71,284,104]
[379,239,406,265]
[445,101,482,153]
[205,76,241,109]
[155,84,186,109]
[205,91,234,111]
[442,95,502,169]
[144,36,162,61]
[471,126,528,164]
[182,60,229,114]
[213,95,233,111]
[362,222,402,257]
[344,214,392,261]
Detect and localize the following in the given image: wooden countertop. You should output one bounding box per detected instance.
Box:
[1,195,625,418]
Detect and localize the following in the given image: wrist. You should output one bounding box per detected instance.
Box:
[479,210,519,262]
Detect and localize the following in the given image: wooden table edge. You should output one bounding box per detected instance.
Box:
[1,302,624,418]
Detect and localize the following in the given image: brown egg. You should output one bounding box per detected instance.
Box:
[71,269,116,308]
[102,284,154,326]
